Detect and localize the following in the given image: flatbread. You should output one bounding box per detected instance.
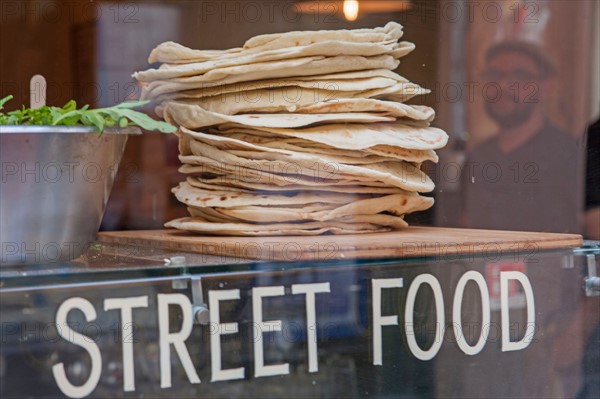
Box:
[142,78,430,104]
[137,21,446,235]
[178,129,434,183]
[149,22,409,64]
[172,181,367,208]
[214,122,448,151]
[163,102,393,129]
[297,99,435,120]
[187,176,409,194]
[144,41,402,75]
[182,138,435,192]
[184,205,412,229]
[179,165,393,188]
[146,68,410,101]
[215,132,439,163]
[135,54,399,84]
[159,98,434,126]
[203,194,433,223]
[179,128,391,164]
[226,149,387,166]
[148,43,240,64]
[244,21,405,49]
[165,217,388,236]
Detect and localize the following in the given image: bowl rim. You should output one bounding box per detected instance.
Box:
[0,126,142,135]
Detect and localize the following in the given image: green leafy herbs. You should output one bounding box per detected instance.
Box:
[0,94,13,110]
[0,95,176,133]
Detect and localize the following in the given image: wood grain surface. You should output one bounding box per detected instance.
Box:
[97,227,583,262]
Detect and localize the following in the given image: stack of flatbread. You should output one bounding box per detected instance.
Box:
[134,22,448,236]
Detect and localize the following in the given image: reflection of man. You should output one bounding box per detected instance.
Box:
[463,41,584,233]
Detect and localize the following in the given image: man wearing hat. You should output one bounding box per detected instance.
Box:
[462,41,584,233]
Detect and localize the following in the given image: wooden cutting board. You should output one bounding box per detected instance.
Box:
[98,227,583,262]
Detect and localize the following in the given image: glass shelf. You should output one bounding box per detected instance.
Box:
[2,240,598,291]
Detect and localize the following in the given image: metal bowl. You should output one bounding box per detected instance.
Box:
[0,126,141,266]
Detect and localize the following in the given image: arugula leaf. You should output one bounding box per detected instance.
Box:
[81,112,106,131]
[0,95,13,110]
[111,100,150,109]
[107,108,176,133]
[0,95,176,133]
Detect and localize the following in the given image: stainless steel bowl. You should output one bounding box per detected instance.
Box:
[0,126,141,266]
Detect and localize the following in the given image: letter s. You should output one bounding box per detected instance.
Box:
[52,297,102,398]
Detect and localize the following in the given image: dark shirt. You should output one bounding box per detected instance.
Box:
[463,124,584,233]
[585,118,600,209]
